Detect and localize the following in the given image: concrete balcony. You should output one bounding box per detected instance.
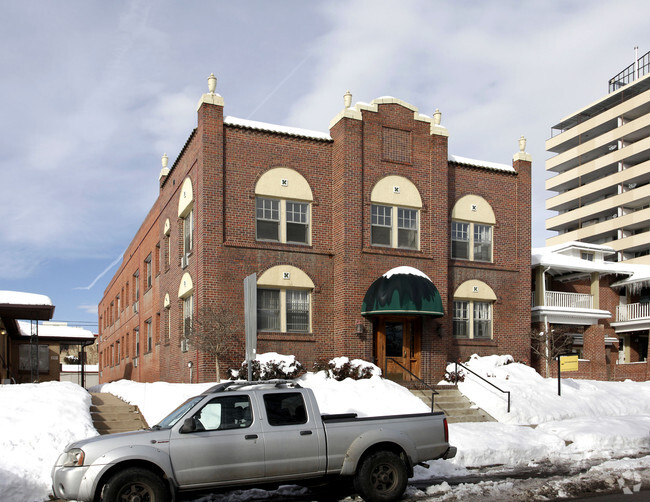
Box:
[532,290,610,326]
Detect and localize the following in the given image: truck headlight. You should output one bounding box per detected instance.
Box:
[62,448,85,467]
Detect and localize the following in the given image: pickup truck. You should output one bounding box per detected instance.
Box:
[52,380,456,502]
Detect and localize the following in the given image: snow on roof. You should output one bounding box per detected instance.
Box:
[225,116,332,141]
[448,154,514,173]
[539,241,616,256]
[17,321,95,340]
[611,265,650,288]
[532,247,636,276]
[0,290,53,307]
[382,266,432,281]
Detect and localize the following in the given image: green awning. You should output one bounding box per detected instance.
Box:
[361,266,444,317]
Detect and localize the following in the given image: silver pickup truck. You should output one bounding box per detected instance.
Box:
[52,380,456,502]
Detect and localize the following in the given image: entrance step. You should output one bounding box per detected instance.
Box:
[411,386,497,423]
[90,392,149,435]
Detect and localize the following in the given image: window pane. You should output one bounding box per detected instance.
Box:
[385,322,403,357]
[256,198,280,241]
[453,301,469,338]
[397,208,418,249]
[371,205,392,246]
[257,289,280,331]
[184,209,193,254]
[263,393,308,426]
[474,302,491,339]
[286,202,309,244]
[183,295,193,338]
[451,222,469,259]
[286,290,309,332]
[474,224,492,262]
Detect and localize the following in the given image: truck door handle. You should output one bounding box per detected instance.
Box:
[300,430,312,436]
[245,434,258,440]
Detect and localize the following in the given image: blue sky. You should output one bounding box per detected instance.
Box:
[1,0,648,329]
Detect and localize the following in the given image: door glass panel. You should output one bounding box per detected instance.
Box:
[385,322,403,357]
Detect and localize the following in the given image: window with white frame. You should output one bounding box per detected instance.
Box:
[451,195,495,262]
[146,318,153,353]
[371,204,419,249]
[257,288,311,333]
[370,176,421,250]
[183,208,194,256]
[145,254,152,289]
[453,300,492,339]
[135,327,140,357]
[183,294,193,342]
[255,167,313,245]
[256,197,310,244]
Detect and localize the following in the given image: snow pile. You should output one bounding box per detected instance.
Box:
[1,353,650,502]
[0,381,96,502]
[449,354,650,424]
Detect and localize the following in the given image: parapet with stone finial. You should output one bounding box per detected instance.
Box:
[197,72,224,110]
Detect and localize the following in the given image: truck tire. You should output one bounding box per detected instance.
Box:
[353,451,408,502]
[101,467,169,502]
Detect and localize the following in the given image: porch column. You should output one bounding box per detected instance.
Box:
[535,266,545,306]
[590,272,600,310]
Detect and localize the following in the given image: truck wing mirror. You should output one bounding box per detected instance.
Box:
[180,417,196,434]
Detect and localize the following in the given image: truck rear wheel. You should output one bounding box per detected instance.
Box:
[354,451,408,502]
[101,467,169,502]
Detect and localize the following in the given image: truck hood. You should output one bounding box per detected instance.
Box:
[70,428,171,451]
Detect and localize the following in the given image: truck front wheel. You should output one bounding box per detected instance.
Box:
[354,451,408,502]
[101,467,169,502]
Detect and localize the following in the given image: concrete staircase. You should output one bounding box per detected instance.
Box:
[90,392,149,435]
[411,385,496,423]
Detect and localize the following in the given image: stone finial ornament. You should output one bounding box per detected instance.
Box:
[519,135,527,153]
[433,108,442,126]
[344,90,352,108]
[162,153,168,169]
[208,73,217,94]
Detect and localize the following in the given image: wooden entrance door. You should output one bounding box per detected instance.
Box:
[375,318,421,381]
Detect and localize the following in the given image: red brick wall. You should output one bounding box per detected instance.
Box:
[98,97,532,384]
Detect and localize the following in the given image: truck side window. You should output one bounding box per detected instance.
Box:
[263,392,307,426]
[194,395,253,431]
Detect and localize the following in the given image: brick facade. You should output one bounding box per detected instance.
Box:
[98,88,531,385]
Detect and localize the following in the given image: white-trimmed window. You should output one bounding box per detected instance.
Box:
[257,288,311,333]
[145,254,152,289]
[183,208,194,256]
[452,280,496,339]
[370,176,421,250]
[256,197,310,244]
[255,167,313,245]
[256,265,314,333]
[135,327,140,357]
[146,318,153,353]
[183,295,193,347]
[451,195,495,262]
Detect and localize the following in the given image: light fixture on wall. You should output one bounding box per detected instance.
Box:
[355,320,365,335]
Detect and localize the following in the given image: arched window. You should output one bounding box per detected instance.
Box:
[451,195,495,262]
[178,177,194,266]
[452,280,496,339]
[178,272,194,352]
[257,265,315,333]
[370,176,422,250]
[255,168,313,245]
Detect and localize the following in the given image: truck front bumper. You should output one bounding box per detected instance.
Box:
[52,465,92,501]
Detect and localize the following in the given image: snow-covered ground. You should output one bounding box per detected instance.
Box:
[1,354,649,502]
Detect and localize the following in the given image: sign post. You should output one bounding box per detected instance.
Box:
[243,273,257,382]
[557,353,579,396]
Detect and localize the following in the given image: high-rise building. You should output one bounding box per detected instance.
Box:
[546,50,650,263]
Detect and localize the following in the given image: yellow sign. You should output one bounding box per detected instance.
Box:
[560,355,579,372]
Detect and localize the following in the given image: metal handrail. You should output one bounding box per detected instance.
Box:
[455,361,511,413]
[385,357,439,412]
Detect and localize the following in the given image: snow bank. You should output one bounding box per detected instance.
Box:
[450,354,650,424]
[0,381,96,502]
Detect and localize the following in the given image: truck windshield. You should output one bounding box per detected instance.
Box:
[156,396,204,429]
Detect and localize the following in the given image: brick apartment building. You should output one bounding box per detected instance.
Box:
[98,75,532,384]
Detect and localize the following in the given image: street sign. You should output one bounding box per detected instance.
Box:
[559,354,579,372]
